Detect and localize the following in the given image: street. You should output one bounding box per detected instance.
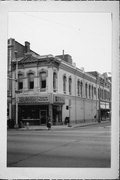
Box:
[7,123,111,167]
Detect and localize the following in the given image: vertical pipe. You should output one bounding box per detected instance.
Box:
[9,46,12,120]
[96,78,97,122]
[15,51,19,128]
[74,68,77,124]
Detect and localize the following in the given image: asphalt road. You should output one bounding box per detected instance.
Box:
[7,123,111,167]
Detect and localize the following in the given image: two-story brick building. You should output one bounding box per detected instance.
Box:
[7,38,111,127]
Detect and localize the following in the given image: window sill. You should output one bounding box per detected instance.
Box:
[53,89,57,92]
[40,88,46,92]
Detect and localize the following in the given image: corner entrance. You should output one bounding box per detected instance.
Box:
[40,110,47,125]
[53,105,62,125]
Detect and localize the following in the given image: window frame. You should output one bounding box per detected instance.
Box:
[18,73,23,90]
[63,75,67,94]
[28,72,34,90]
[53,71,57,92]
[39,70,48,92]
[68,76,72,95]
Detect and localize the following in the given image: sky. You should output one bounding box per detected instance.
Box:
[8,12,112,74]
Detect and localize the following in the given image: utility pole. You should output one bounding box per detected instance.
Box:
[98,76,101,123]
[14,51,19,128]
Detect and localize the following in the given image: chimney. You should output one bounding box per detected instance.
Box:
[8,38,15,72]
[8,38,15,47]
[25,41,30,53]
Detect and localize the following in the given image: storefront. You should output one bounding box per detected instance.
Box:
[18,95,51,125]
[100,102,110,120]
[52,94,65,125]
[18,94,65,126]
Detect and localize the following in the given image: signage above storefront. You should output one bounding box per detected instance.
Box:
[100,102,109,109]
[53,95,65,104]
[18,95,50,104]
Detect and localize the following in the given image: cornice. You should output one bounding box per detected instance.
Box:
[60,62,96,84]
[12,56,60,70]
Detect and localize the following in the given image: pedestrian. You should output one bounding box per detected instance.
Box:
[94,115,96,121]
[47,116,51,130]
[98,118,101,124]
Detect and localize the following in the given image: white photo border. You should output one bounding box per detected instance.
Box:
[0,1,119,179]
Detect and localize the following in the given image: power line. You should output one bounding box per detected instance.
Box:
[23,12,80,32]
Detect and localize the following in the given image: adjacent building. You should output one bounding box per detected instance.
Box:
[7,38,111,127]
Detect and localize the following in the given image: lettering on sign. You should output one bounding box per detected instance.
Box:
[54,95,65,104]
[19,96,49,104]
[100,102,109,109]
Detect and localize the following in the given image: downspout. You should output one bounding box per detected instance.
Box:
[83,72,85,122]
[75,67,77,124]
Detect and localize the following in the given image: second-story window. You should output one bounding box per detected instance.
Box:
[77,80,80,96]
[28,73,34,89]
[98,88,100,99]
[94,87,96,96]
[53,72,57,92]
[40,71,47,90]
[85,83,87,98]
[89,84,91,98]
[92,85,93,99]
[69,77,72,95]
[18,74,23,90]
[80,81,83,97]
[63,75,67,94]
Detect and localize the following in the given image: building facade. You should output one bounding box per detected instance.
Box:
[7,38,111,127]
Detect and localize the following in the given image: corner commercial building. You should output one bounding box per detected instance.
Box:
[7,38,111,127]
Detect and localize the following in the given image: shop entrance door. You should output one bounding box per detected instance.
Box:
[53,105,62,125]
[40,110,47,125]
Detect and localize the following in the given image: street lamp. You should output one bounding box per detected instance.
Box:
[14,51,19,128]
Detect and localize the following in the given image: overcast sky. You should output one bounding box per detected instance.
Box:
[8,12,111,74]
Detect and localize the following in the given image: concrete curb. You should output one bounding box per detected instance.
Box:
[15,120,110,131]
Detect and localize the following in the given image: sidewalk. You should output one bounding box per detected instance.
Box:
[18,120,110,131]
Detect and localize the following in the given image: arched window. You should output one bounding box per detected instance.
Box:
[85,83,87,98]
[92,85,94,99]
[69,76,72,95]
[89,84,91,98]
[80,81,83,97]
[18,74,23,90]
[94,87,96,96]
[40,71,47,91]
[98,88,100,99]
[77,80,80,96]
[63,75,67,94]
[28,73,34,89]
[53,72,57,92]
[102,89,103,99]
[100,88,102,99]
